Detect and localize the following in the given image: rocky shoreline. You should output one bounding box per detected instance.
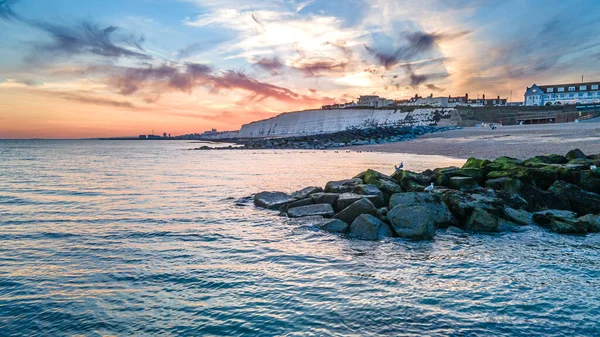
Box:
[193,125,458,150]
[248,149,600,240]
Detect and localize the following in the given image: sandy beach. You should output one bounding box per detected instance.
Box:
[351,121,600,160]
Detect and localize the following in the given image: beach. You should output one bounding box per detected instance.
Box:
[351,122,600,159]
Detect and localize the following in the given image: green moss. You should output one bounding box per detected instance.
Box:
[462,157,492,170]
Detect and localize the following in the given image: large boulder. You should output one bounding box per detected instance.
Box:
[441,190,504,223]
[336,193,384,211]
[578,214,600,233]
[523,154,568,166]
[484,156,522,173]
[333,198,378,224]
[532,210,586,234]
[317,219,349,234]
[579,171,600,194]
[352,184,385,202]
[557,166,581,184]
[448,176,479,191]
[324,178,363,193]
[311,192,340,206]
[517,183,571,212]
[388,192,455,228]
[462,157,491,169]
[432,166,461,187]
[349,214,394,240]
[392,170,431,192]
[363,170,403,202]
[503,207,532,226]
[280,197,314,213]
[464,208,519,233]
[287,204,335,218]
[254,191,295,210]
[451,168,486,185]
[291,186,323,200]
[388,205,437,240]
[566,149,587,161]
[548,180,600,215]
[485,177,521,194]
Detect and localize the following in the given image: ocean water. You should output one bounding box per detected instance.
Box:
[1,140,600,336]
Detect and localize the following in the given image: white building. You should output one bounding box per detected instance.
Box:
[524,81,600,106]
[357,95,394,108]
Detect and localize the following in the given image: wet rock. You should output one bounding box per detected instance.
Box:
[291,186,323,200]
[446,226,467,235]
[324,178,363,193]
[462,157,491,169]
[484,156,522,173]
[442,190,504,223]
[448,176,479,191]
[333,198,378,225]
[517,183,571,212]
[352,184,385,201]
[388,193,455,236]
[485,177,522,194]
[287,203,335,218]
[392,170,430,192]
[548,180,600,215]
[254,191,295,210]
[280,198,314,213]
[317,219,349,234]
[578,214,600,233]
[533,210,586,234]
[465,208,519,233]
[503,207,532,226]
[493,190,529,210]
[523,154,568,166]
[310,192,340,206]
[349,214,394,240]
[579,171,600,194]
[566,148,587,161]
[452,168,486,185]
[432,166,461,187]
[336,193,384,211]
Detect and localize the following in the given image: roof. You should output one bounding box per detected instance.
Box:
[533,81,600,94]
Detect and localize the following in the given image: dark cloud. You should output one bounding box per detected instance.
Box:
[293,60,348,77]
[109,63,212,95]
[425,83,444,92]
[0,0,148,62]
[365,30,469,69]
[175,42,204,59]
[58,92,137,109]
[253,57,284,75]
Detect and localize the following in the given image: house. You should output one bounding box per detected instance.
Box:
[524,81,600,106]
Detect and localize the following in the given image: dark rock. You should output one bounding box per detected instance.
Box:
[523,154,568,166]
[254,191,295,210]
[578,214,600,233]
[503,207,532,225]
[518,183,571,212]
[464,208,519,233]
[556,167,582,185]
[349,214,394,240]
[533,210,586,234]
[392,170,430,192]
[324,178,363,193]
[548,180,600,215]
[291,186,323,200]
[566,148,587,161]
[389,192,455,226]
[352,184,385,201]
[484,156,522,173]
[448,176,479,191]
[333,198,378,224]
[485,177,522,194]
[441,190,504,223]
[432,166,461,186]
[462,157,491,169]
[452,168,486,185]
[280,198,314,213]
[311,192,340,206]
[287,203,335,218]
[494,190,529,210]
[317,219,349,234]
[446,226,467,235]
[336,193,384,211]
[579,171,600,194]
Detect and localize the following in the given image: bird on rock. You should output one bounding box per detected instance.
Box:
[395,162,404,172]
[591,165,598,171]
[424,183,434,192]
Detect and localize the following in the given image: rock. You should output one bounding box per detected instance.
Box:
[452,168,486,185]
[494,191,529,210]
[280,197,314,213]
[577,214,600,233]
[446,226,467,235]
[333,198,378,225]
[363,169,391,185]
[362,171,403,202]
[448,176,479,191]
[287,203,335,218]
[392,170,430,192]
[533,210,586,234]
[556,167,581,185]
[548,180,600,215]
[566,148,587,161]
[579,171,600,194]
[485,177,522,194]
[441,190,504,223]
[291,186,323,200]
[464,208,519,233]
[523,154,568,166]
[377,207,389,216]
[432,166,461,186]
[324,178,363,193]
[462,157,491,169]
[349,214,394,240]
[352,184,385,201]
[388,204,437,240]
[484,156,522,173]
[254,191,295,210]
[503,207,532,225]
[518,183,571,212]
[336,193,384,211]
[317,219,349,234]
[311,192,340,206]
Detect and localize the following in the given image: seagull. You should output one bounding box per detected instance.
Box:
[591,165,598,171]
[424,182,434,192]
[395,162,404,172]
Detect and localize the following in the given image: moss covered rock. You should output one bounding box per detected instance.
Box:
[523,154,568,166]
[566,148,587,161]
[462,157,491,170]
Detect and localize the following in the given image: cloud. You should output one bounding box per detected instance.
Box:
[253,57,284,75]
[58,92,137,109]
[0,0,17,21]
[292,59,348,77]
[109,63,212,95]
[425,83,444,92]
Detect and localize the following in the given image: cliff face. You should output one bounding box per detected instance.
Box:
[238,108,454,138]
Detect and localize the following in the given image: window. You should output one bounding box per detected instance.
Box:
[547,88,554,93]
[580,85,587,90]
[568,87,576,91]
[592,85,599,90]
[558,87,565,92]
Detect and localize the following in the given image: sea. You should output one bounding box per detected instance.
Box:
[1,140,599,336]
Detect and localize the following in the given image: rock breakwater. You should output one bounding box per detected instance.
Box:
[248,149,600,240]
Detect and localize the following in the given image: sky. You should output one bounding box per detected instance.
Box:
[1,0,600,138]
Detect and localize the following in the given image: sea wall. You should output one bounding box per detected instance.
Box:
[238,108,455,138]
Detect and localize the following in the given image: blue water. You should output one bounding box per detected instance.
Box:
[1,140,600,336]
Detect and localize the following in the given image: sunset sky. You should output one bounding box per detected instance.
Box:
[1,0,600,138]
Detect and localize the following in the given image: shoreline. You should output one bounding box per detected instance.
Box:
[347,122,600,160]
